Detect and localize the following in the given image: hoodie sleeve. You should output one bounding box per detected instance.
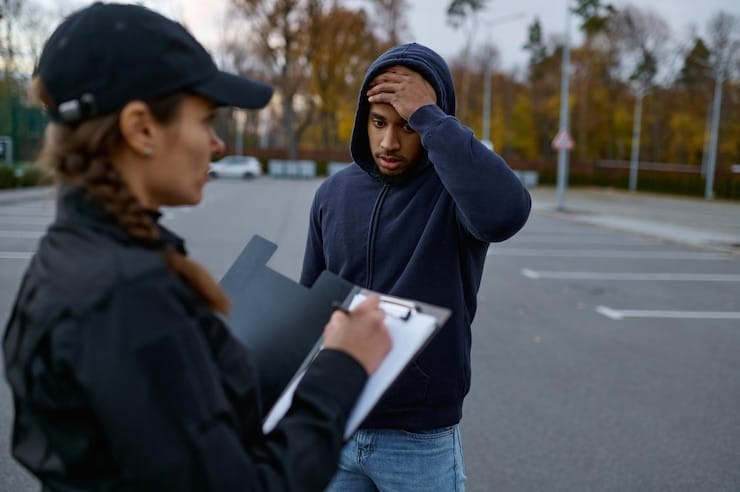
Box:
[409,103,532,243]
[300,192,326,287]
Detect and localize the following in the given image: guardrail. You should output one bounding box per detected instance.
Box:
[327,162,352,175]
[265,158,539,187]
[512,170,539,188]
[268,159,316,178]
[596,159,701,173]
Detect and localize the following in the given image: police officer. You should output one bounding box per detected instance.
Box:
[2,3,390,490]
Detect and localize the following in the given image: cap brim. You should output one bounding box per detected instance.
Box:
[193,71,273,109]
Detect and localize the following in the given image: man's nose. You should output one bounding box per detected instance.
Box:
[380,128,400,151]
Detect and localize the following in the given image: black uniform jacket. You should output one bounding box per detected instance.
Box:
[3,185,366,491]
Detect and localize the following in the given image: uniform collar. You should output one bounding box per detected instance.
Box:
[55,183,186,254]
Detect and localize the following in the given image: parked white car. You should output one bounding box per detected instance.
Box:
[209,155,263,179]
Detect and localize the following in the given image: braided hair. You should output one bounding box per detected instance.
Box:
[31,78,230,314]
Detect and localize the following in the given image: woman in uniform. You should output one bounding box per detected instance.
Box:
[3,3,391,491]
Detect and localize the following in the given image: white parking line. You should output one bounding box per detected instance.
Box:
[0,230,45,239]
[489,249,728,260]
[0,217,52,226]
[596,306,740,320]
[0,209,54,217]
[514,232,623,238]
[521,268,740,282]
[0,252,33,260]
[506,237,646,245]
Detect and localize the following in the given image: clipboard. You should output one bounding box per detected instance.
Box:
[220,235,450,438]
[262,287,449,439]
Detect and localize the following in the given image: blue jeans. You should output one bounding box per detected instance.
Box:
[324,425,466,491]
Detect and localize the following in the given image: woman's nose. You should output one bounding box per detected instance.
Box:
[211,131,225,158]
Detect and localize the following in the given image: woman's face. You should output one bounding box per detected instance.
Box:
[137,95,224,208]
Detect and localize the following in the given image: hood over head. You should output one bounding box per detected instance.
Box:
[350,43,456,175]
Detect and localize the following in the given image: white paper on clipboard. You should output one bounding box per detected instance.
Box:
[262,293,445,440]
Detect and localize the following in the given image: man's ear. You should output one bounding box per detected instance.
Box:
[118,101,158,157]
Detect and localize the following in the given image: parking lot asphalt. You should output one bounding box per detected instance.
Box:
[1,185,738,255]
[2,180,739,491]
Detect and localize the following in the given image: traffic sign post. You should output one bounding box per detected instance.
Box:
[551,129,574,151]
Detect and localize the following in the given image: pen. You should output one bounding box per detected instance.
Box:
[331,301,351,315]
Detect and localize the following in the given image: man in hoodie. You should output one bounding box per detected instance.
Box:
[300,43,532,490]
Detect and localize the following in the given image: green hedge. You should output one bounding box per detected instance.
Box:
[0,165,18,188]
[0,163,53,189]
[524,166,738,200]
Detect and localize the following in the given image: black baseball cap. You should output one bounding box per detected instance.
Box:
[35,2,273,124]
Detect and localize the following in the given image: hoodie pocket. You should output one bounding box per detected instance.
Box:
[378,361,430,408]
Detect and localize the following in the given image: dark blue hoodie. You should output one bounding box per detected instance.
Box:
[300,43,531,430]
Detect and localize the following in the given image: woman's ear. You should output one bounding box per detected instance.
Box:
[118,101,158,158]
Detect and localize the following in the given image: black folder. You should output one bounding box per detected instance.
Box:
[219,234,354,409]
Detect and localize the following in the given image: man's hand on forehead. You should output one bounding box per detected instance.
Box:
[370,66,416,83]
[367,66,437,122]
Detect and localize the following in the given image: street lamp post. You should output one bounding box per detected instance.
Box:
[482,60,492,148]
[704,66,725,200]
[555,2,572,211]
[479,12,525,150]
[628,87,644,192]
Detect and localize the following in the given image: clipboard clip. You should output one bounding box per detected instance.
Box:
[378,295,420,321]
[332,296,420,321]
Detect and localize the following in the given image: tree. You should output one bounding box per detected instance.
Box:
[0,0,58,161]
[229,0,323,160]
[446,0,486,28]
[673,36,714,166]
[702,11,740,198]
[570,0,616,161]
[676,38,712,91]
[609,5,671,190]
[305,4,380,148]
[1,0,26,78]
[445,0,489,122]
[572,0,615,37]
[368,0,409,47]
[1,0,61,77]
[523,17,547,81]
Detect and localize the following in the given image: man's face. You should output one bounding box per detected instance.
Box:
[367,101,423,180]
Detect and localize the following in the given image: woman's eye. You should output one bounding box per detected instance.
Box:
[403,123,413,132]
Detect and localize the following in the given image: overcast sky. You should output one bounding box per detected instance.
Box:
[136,0,739,70]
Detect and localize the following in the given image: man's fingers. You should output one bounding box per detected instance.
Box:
[367,92,391,104]
[367,81,398,96]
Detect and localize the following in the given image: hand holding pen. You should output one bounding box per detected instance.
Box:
[323,295,392,375]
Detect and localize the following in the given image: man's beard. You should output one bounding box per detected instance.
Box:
[375,159,422,186]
